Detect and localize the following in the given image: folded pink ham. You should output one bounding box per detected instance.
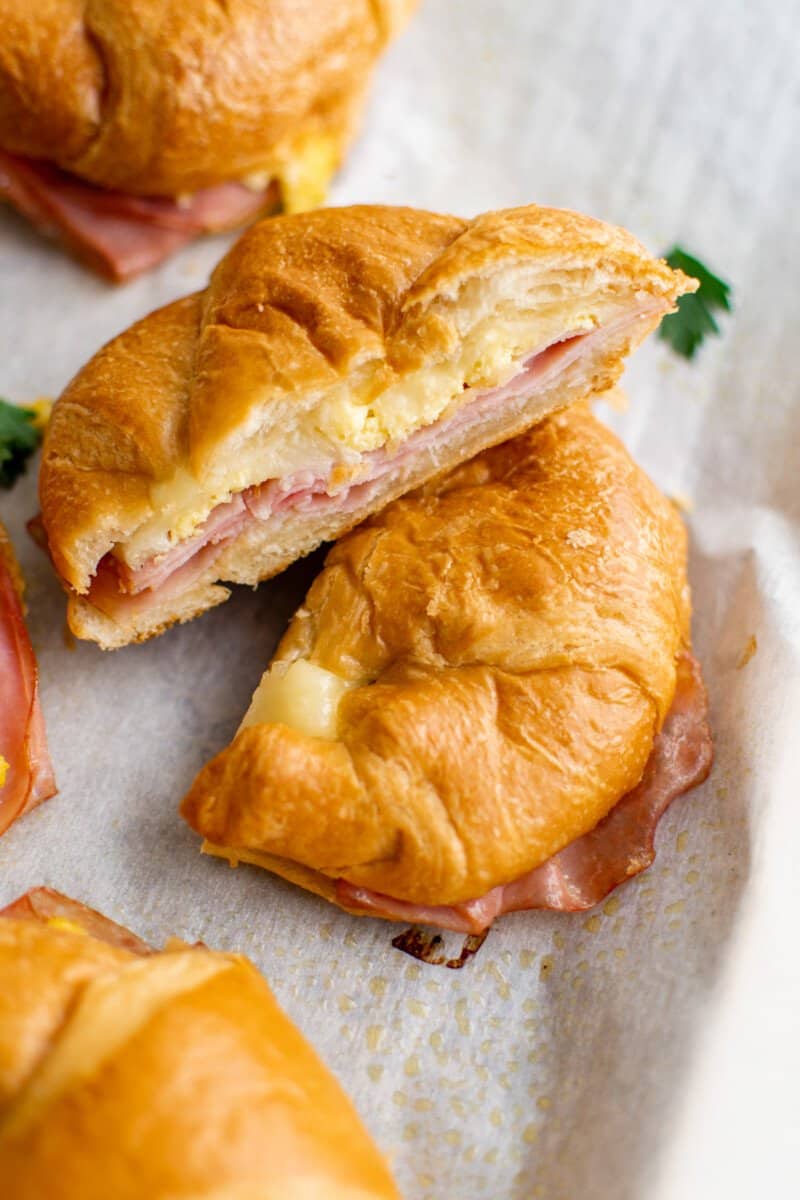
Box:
[83,321,643,624]
[0,888,151,955]
[337,654,713,932]
[0,149,279,280]
[0,538,57,836]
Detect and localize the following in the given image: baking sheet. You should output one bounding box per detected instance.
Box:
[1,2,799,1196]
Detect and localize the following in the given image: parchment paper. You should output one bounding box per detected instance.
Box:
[1,2,798,1196]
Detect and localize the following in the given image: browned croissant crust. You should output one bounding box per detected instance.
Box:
[181,405,692,908]
[38,203,693,649]
[0,521,24,598]
[0,889,400,1199]
[0,0,416,197]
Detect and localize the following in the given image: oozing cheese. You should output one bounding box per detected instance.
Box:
[243,131,341,214]
[274,133,341,213]
[241,659,357,740]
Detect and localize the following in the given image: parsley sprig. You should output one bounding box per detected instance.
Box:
[658,247,732,360]
[0,398,46,489]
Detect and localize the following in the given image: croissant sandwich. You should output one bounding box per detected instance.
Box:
[182,406,713,934]
[0,887,401,1199]
[38,203,694,649]
[0,523,56,836]
[0,1,416,278]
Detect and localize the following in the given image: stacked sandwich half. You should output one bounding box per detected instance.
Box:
[37,203,713,935]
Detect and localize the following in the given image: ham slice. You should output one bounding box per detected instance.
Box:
[115,495,250,595]
[0,534,57,836]
[87,538,230,623]
[336,654,713,933]
[0,149,279,280]
[0,887,151,955]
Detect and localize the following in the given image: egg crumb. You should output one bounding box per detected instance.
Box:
[45,918,88,936]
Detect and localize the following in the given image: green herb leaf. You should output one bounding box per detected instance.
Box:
[658,247,732,360]
[0,398,43,489]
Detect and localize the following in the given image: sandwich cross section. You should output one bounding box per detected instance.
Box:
[39,203,694,648]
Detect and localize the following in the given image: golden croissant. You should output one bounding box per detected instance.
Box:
[0,888,400,1198]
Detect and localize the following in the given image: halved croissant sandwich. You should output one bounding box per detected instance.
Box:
[38,203,694,648]
[0,887,400,1199]
[181,406,713,933]
[0,522,56,836]
[0,1,416,278]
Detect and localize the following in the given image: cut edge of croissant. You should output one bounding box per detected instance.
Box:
[66,301,669,648]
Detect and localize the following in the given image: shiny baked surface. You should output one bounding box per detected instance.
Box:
[0,902,400,1199]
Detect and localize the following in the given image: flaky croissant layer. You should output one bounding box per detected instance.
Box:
[182,405,695,909]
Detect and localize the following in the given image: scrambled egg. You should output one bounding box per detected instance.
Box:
[29,397,53,429]
[275,133,341,213]
[243,132,341,214]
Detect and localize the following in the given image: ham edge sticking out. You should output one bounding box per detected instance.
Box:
[0,149,279,281]
[0,536,57,837]
[0,887,152,955]
[338,653,713,933]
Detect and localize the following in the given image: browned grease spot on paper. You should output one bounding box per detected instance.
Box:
[737,634,757,668]
[391,927,489,969]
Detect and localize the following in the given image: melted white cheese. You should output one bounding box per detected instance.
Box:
[240,659,357,740]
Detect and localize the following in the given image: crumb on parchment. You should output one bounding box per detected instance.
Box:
[737,635,757,669]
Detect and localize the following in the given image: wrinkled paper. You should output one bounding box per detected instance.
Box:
[1,2,798,1196]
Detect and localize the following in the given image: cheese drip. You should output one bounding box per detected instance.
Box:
[241,660,357,740]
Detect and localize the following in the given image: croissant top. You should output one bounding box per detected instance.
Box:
[0,0,415,197]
